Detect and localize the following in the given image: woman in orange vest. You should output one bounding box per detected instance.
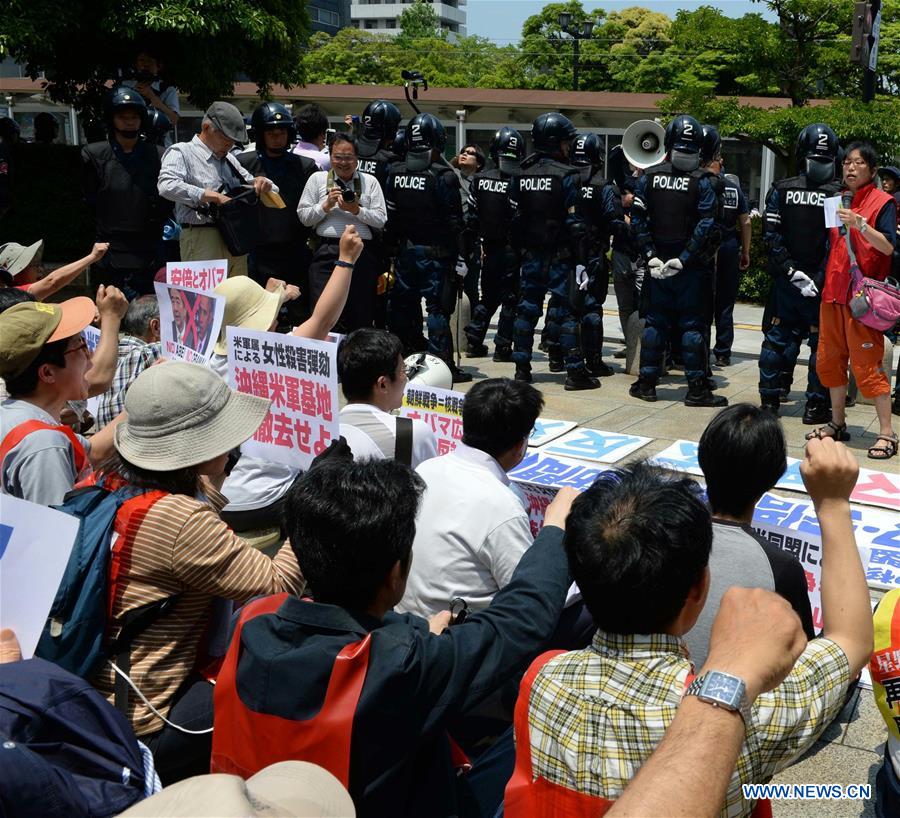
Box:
[810,141,897,459]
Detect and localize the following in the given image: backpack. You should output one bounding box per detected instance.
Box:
[35,483,177,694]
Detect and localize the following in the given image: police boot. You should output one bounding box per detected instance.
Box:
[449,364,473,384]
[466,342,489,358]
[685,378,728,408]
[548,351,565,373]
[779,373,792,401]
[564,368,601,392]
[760,396,780,417]
[802,400,832,425]
[586,355,614,377]
[492,346,512,363]
[629,378,657,402]
[515,363,532,383]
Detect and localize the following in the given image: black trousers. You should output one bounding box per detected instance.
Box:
[309,238,378,333]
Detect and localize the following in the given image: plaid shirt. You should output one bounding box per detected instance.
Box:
[527,630,851,818]
[94,336,163,430]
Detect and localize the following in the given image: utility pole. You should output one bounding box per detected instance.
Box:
[852,0,882,102]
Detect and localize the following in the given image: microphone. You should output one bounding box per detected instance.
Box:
[839,190,852,236]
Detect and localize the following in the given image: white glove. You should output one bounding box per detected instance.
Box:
[659,258,683,278]
[455,258,468,278]
[575,264,588,291]
[788,268,819,298]
[648,257,665,279]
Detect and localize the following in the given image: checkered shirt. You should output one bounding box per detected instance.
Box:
[94,337,163,430]
[526,630,851,818]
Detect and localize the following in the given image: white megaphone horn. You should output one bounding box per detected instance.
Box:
[621,120,666,169]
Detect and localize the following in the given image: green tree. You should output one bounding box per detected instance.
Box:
[304,29,399,85]
[397,0,444,41]
[600,7,679,92]
[2,0,309,113]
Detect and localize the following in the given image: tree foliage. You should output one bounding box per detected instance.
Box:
[3,0,309,113]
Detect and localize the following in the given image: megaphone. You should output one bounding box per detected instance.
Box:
[621,119,666,170]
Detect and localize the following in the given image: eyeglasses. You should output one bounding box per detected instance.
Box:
[331,154,357,162]
[459,149,478,157]
[64,340,90,357]
[842,159,868,167]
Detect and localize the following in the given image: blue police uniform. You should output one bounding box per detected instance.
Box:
[712,176,749,360]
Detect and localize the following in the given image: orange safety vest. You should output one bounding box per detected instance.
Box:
[210,593,372,786]
[0,419,88,480]
[505,650,772,818]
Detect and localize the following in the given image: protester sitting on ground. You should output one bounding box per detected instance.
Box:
[605,587,809,818]
[0,297,124,505]
[0,628,162,818]
[510,441,872,817]
[206,224,362,533]
[93,295,163,430]
[686,403,815,666]
[337,327,437,466]
[87,362,304,786]
[0,240,110,301]
[397,377,542,619]
[211,460,578,818]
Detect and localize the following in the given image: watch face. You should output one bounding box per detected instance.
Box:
[703,672,742,705]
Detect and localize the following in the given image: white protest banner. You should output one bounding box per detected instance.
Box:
[227,327,338,470]
[166,259,227,292]
[155,281,225,364]
[510,450,612,492]
[513,482,560,538]
[83,325,101,353]
[528,419,578,448]
[400,384,466,456]
[0,496,79,658]
[542,428,651,464]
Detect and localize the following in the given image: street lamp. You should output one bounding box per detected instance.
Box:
[557,13,595,91]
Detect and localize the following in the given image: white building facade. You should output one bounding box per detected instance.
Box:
[350,0,466,37]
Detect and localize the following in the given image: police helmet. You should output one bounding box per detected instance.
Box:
[391,126,407,160]
[144,109,173,146]
[405,113,446,153]
[105,85,148,128]
[489,126,526,164]
[531,112,577,154]
[699,124,721,164]
[664,114,704,155]
[405,353,453,390]
[796,123,839,185]
[571,132,603,169]
[362,100,402,142]
[251,102,296,151]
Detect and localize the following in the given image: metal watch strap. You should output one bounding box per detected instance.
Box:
[685,672,752,725]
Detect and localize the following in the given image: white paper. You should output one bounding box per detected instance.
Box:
[155,281,225,364]
[0,496,79,658]
[823,195,842,229]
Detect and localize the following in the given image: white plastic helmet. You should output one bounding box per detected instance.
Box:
[404,352,453,390]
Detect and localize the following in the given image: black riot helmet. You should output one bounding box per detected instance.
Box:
[391,126,407,160]
[360,100,401,152]
[796,123,839,185]
[571,132,604,170]
[251,102,296,153]
[143,108,173,146]
[664,114,704,172]
[489,126,525,174]
[531,112,577,156]
[700,124,721,164]
[405,113,445,171]
[105,85,148,138]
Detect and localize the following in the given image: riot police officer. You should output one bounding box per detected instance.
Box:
[462,126,524,362]
[510,112,598,390]
[630,113,726,407]
[81,85,169,296]
[758,123,841,421]
[385,113,472,383]
[356,99,401,190]
[571,132,617,377]
[238,102,316,316]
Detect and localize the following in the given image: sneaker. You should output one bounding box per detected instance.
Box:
[715,355,731,367]
[761,398,780,417]
[466,343,489,358]
[802,401,832,425]
[586,358,615,377]
[548,355,565,373]
[685,380,727,407]
[629,379,657,402]
[564,369,601,391]
[492,346,512,363]
[514,365,532,383]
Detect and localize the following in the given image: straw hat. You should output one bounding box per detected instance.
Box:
[213,277,283,356]
[114,361,270,470]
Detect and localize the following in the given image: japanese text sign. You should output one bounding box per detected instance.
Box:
[542,428,651,464]
[155,281,224,364]
[529,419,578,448]
[166,259,227,292]
[400,384,466,456]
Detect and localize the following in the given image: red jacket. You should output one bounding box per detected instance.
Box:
[822,183,893,304]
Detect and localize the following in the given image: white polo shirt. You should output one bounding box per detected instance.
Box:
[338,403,436,467]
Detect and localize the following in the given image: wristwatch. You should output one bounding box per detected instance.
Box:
[858,217,869,234]
[684,670,752,724]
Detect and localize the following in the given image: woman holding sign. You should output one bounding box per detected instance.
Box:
[812,142,897,460]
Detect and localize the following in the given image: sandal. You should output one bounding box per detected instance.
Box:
[868,433,899,460]
[805,421,850,442]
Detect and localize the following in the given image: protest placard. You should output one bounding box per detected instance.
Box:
[528,419,578,448]
[400,384,466,456]
[0,496,79,658]
[510,451,612,492]
[226,327,339,470]
[542,428,651,464]
[155,281,225,364]
[166,259,227,291]
[83,325,101,353]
